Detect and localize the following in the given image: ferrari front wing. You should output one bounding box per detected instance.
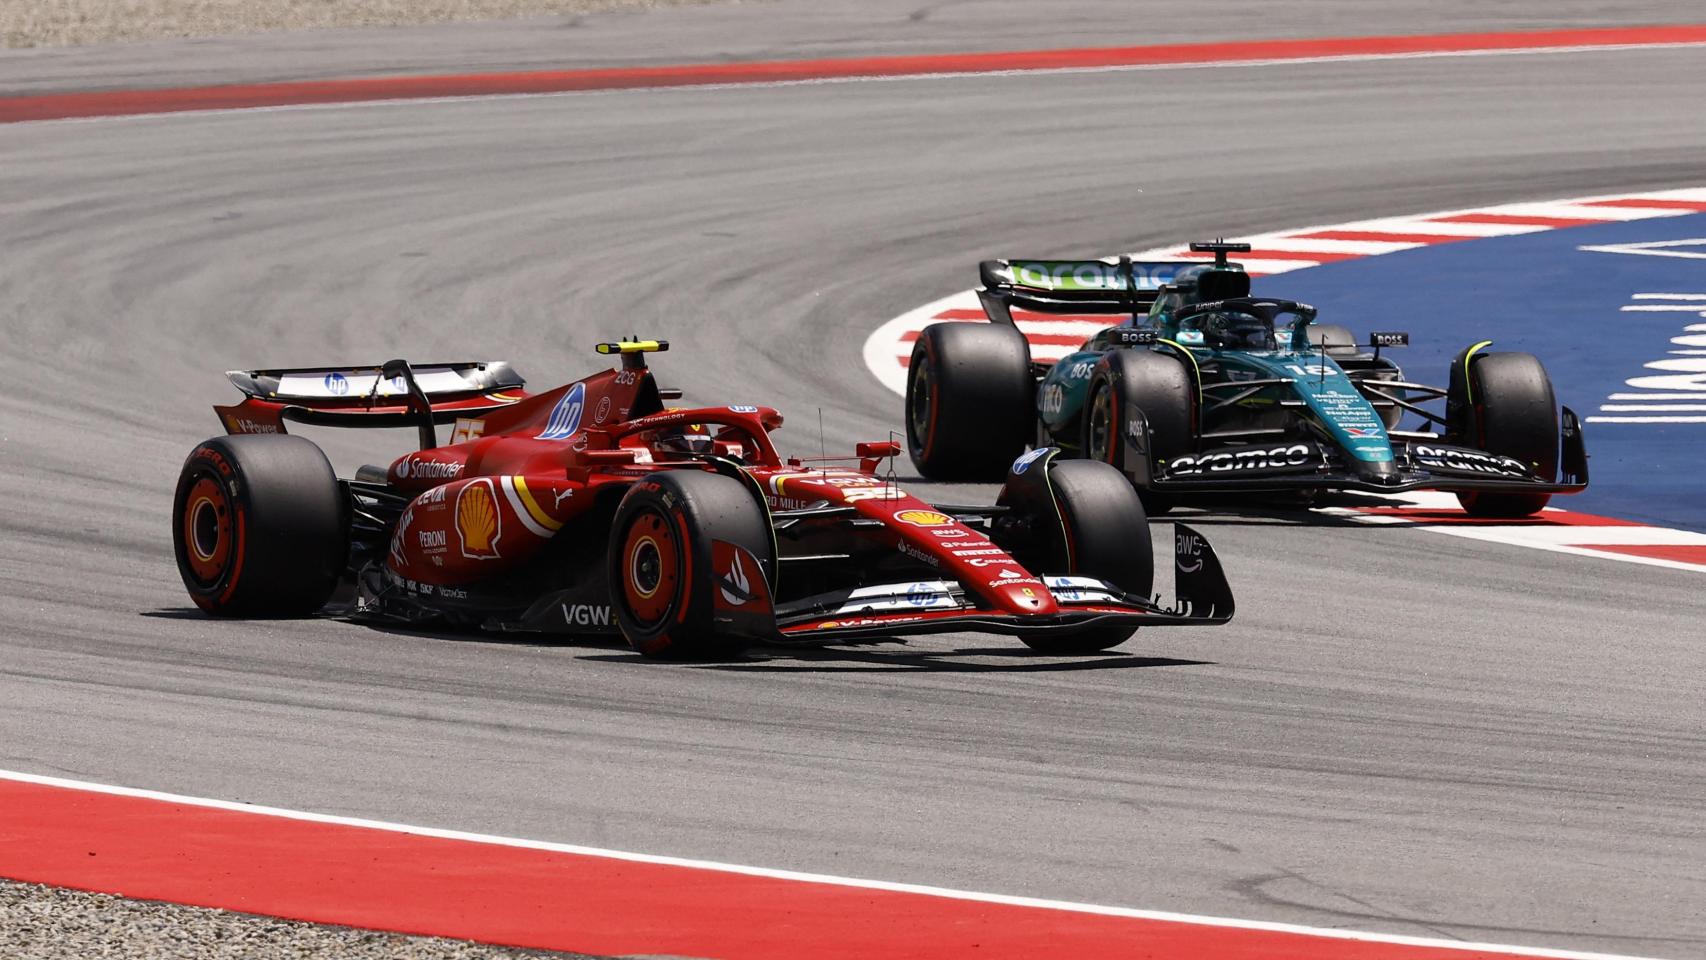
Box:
[771,525,1234,643]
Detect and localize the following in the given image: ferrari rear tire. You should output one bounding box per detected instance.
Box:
[1449,351,1559,518]
[609,470,773,659]
[1015,460,1152,654]
[172,435,348,617]
[906,322,1034,481]
[1083,349,1193,515]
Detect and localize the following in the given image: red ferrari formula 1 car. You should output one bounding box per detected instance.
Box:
[173,341,1234,658]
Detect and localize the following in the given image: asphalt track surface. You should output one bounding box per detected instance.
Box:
[2,3,1705,956]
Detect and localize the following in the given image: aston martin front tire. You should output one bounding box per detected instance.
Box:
[1449,351,1559,518]
[1083,349,1193,515]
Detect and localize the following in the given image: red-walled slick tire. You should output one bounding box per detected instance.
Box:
[172,435,348,617]
[608,470,772,660]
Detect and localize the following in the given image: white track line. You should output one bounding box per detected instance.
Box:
[0,768,1666,960]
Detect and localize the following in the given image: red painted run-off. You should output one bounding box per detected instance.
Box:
[0,777,1571,959]
[5,25,1706,123]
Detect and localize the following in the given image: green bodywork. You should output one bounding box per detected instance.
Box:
[1036,263,1396,466]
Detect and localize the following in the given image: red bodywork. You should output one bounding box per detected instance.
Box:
[212,351,1230,644]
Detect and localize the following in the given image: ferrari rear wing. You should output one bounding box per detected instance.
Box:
[214,360,528,439]
[226,361,523,403]
[977,257,1198,326]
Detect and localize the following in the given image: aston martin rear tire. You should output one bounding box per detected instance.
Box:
[1083,349,1193,515]
[1449,351,1559,518]
[1014,460,1152,654]
[172,434,348,617]
[906,322,1034,481]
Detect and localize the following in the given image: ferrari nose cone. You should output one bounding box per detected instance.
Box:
[991,581,1060,616]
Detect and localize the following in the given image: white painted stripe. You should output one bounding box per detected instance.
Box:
[1309,217,1552,237]
[864,288,971,393]
[499,476,553,538]
[1030,344,1082,362]
[1011,318,1116,338]
[1606,392,1706,400]
[1241,237,1423,255]
[1630,293,1706,300]
[1586,415,1706,423]
[1493,525,1706,546]
[1167,254,1330,273]
[1618,304,1706,312]
[1599,404,1706,411]
[1621,187,1706,202]
[1375,491,1466,509]
[1312,493,1706,573]
[1384,527,1706,572]
[919,316,1113,339]
[1477,201,1687,221]
[1578,240,1706,260]
[0,767,1664,960]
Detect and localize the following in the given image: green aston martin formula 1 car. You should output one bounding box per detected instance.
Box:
[905,242,1588,518]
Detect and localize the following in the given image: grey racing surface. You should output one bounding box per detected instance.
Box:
[2,2,1705,956]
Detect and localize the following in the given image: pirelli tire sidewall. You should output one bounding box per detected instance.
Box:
[171,434,349,617]
[1016,459,1151,654]
[1449,351,1560,518]
[608,470,773,660]
[1085,348,1193,511]
[906,321,1034,481]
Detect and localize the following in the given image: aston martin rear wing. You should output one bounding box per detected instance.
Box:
[213,360,528,438]
[977,257,1197,325]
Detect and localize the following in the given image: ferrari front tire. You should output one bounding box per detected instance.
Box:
[1011,460,1152,654]
[609,470,773,660]
[172,435,348,617]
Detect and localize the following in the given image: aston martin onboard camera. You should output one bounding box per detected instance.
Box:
[906,242,1588,517]
[172,341,1234,658]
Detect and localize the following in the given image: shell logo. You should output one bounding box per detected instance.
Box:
[895,509,954,527]
[457,478,502,559]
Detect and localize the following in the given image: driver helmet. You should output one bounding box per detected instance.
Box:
[648,423,715,460]
[1200,309,1275,350]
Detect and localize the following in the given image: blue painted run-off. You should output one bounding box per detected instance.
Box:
[1260,213,1706,532]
